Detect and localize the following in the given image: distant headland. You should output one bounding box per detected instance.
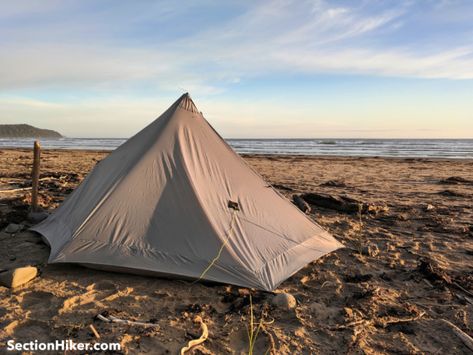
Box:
[0,124,63,139]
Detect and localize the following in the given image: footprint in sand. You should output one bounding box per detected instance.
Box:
[86,280,117,291]
[12,319,51,342]
[138,336,174,354]
[59,290,102,314]
[20,291,62,321]
[59,282,124,316]
[228,327,272,354]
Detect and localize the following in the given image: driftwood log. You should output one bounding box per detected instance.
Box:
[439,176,473,185]
[301,193,362,214]
[292,194,311,214]
[300,192,388,215]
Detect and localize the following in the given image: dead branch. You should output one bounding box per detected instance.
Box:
[97,314,160,328]
[89,324,100,339]
[453,282,473,298]
[374,311,426,328]
[330,311,426,331]
[0,187,32,193]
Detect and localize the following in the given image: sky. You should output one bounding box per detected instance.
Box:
[1,0,473,138]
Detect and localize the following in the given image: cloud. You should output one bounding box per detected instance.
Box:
[0,45,160,90]
[0,43,224,94]
[273,46,473,79]
[177,0,473,80]
[1,0,473,96]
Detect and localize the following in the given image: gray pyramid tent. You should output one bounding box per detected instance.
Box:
[32,94,343,291]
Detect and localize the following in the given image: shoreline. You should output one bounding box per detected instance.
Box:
[1,147,472,162]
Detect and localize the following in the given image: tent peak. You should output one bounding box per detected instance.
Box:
[177,92,200,114]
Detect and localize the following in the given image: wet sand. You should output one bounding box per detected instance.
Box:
[0,148,472,354]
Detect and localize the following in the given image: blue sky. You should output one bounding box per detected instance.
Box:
[1,0,472,138]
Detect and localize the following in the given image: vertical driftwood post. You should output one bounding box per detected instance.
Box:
[31,140,41,212]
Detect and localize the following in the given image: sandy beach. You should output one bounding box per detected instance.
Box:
[0,148,472,354]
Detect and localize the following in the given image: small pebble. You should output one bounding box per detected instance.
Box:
[5,223,23,234]
[362,244,380,257]
[271,292,297,310]
[0,266,38,288]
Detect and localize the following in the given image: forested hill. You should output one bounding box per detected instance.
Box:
[0,124,62,138]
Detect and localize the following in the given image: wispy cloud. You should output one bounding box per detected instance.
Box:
[175,0,473,80]
[1,0,473,95]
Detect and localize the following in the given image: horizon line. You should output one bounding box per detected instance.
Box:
[3,137,472,140]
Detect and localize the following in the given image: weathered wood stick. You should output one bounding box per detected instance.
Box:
[442,319,473,352]
[464,296,473,305]
[0,187,33,194]
[453,281,473,297]
[97,313,160,328]
[31,141,41,211]
[89,324,100,339]
[180,316,208,355]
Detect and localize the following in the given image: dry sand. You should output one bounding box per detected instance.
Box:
[0,148,472,354]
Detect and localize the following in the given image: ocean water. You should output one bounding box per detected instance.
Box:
[0,138,472,159]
